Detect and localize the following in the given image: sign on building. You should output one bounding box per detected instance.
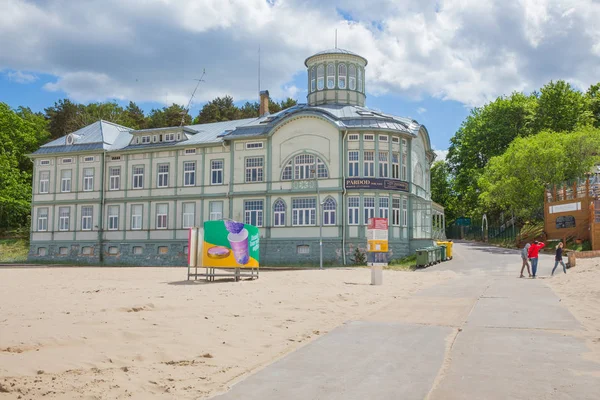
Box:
[345,178,409,192]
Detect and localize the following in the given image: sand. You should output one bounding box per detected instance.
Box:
[546,258,600,361]
[0,267,454,399]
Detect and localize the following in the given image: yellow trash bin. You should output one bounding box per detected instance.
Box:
[437,241,453,260]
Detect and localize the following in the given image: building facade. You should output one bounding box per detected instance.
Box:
[28,48,439,266]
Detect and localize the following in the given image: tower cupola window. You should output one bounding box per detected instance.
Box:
[310,67,316,92]
[338,64,347,89]
[317,65,324,90]
[327,63,335,89]
[358,68,363,92]
[349,65,356,90]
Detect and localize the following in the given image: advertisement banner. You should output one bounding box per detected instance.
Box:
[201,220,260,268]
[367,218,389,253]
[345,178,409,192]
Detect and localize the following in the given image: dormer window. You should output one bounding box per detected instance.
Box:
[135,137,140,144]
[349,65,356,90]
[317,65,324,90]
[327,63,335,89]
[338,63,347,89]
[153,135,157,143]
[142,136,150,144]
[164,133,174,142]
[66,134,74,145]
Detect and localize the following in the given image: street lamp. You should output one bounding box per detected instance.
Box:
[311,160,323,270]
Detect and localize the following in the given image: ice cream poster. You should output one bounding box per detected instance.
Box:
[201,220,260,268]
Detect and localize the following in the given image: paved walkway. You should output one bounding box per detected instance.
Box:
[212,242,600,399]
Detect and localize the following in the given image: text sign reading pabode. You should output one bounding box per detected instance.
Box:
[367,218,389,252]
[345,178,409,192]
[202,220,260,268]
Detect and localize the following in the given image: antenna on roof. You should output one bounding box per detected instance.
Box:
[335,29,338,49]
[258,45,261,95]
[180,69,206,127]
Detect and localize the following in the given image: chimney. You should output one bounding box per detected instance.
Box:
[259,90,270,117]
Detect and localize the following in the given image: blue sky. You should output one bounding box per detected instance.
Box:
[2,0,600,158]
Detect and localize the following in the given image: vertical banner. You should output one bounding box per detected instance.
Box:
[188,227,198,267]
[367,218,389,252]
[201,220,260,268]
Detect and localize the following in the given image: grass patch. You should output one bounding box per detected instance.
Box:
[385,254,417,271]
[0,239,29,263]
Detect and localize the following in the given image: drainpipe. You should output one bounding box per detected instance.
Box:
[98,150,106,263]
[342,129,348,265]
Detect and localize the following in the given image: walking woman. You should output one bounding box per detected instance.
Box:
[520,243,532,278]
[552,242,567,275]
[528,240,545,278]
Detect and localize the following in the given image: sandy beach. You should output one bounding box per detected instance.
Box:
[546,258,600,361]
[0,267,454,399]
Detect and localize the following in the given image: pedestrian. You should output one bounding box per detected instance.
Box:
[551,242,567,275]
[527,240,545,278]
[520,243,532,278]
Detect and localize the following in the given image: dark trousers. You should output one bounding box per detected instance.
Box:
[531,257,538,276]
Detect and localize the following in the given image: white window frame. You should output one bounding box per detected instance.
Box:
[363,134,374,141]
[310,66,316,92]
[379,197,389,219]
[348,151,359,177]
[338,63,347,89]
[402,198,408,227]
[62,158,72,164]
[39,171,50,194]
[211,160,224,185]
[245,157,264,183]
[392,198,401,226]
[245,142,264,149]
[83,156,94,162]
[156,203,168,229]
[273,199,286,227]
[157,164,169,188]
[209,201,223,221]
[111,156,121,161]
[281,160,293,181]
[392,152,400,179]
[244,200,264,227]
[83,168,94,192]
[142,136,150,144]
[327,63,335,89]
[358,67,363,92]
[317,64,324,90]
[348,197,360,225]
[81,206,93,231]
[363,197,375,225]
[108,206,119,231]
[59,207,70,231]
[109,167,120,190]
[183,161,196,186]
[164,133,175,142]
[182,202,195,228]
[363,151,375,177]
[60,170,72,193]
[37,208,48,231]
[348,134,359,141]
[378,152,389,178]
[379,135,389,142]
[349,64,356,90]
[132,165,144,189]
[40,159,50,166]
[131,204,143,230]
[292,198,316,226]
[402,139,408,181]
[323,198,336,226]
[392,137,400,144]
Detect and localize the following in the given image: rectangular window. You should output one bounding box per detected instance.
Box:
[294,154,314,180]
[111,156,121,161]
[379,197,389,219]
[164,133,175,142]
[211,160,223,185]
[108,205,119,230]
[60,170,72,192]
[81,206,93,230]
[364,134,374,141]
[246,142,264,149]
[348,134,359,141]
[392,137,400,144]
[141,136,150,144]
[37,208,48,231]
[392,198,401,226]
[83,168,94,191]
[292,198,316,226]
[59,207,70,231]
[392,152,400,179]
[273,201,286,227]
[157,164,169,188]
[348,151,359,177]
[39,171,50,193]
[245,157,264,182]
[378,152,388,178]
[62,158,72,164]
[323,201,336,226]
[297,245,310,254]
[379,135,388,142]
[183,161,196,186]
[40,160,50,166]
[402,139,408,181]
[109,167,120,190]
[402,198,408,227]
[132,165,144,189]
[133,246,143,255]
[84,156,94,162]
[209,201,223,221]
[185,148,196,154]
[156,203,168,229]
[182,202,195,228]
[131,204,143,230]
[244,200,264,227]
[348,197,359,225]
[363,151,374,177]
[153,135,157,143]
[363,197,375,224]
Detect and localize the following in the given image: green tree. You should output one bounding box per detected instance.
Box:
[147,104,191,128]
[194,96,240,124]
[44,99,82,139]
[430,160,457,223]
[478,127,600,220]
[533,80,592,133]
[122,101,146,130]
[586,82,600,128]
[239,101,259,118]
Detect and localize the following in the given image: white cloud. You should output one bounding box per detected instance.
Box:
[417,107,426,114]
[0,0,599,108]
[6,70,38,84]
[434,149,448,161]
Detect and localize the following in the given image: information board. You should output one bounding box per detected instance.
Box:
[367,218,389,252]
[201,220,260,268]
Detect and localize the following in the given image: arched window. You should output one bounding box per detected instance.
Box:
[317,65,324,90]
[414,163,424,187]
[349,65,356,90]
[327,63,335,89]
[338,63,347,89]
[323,198,336,225]
[310,67,316,92]
[358,68,363,92]
[280,154,329,180]
[273,199,286,227]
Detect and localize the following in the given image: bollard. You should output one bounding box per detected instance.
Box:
[371,264,383,285]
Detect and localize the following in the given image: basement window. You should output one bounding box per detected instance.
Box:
[297,245,310,254]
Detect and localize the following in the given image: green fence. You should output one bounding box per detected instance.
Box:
[447,224,520,245]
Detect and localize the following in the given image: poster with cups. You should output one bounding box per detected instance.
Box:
[201,220,260,268]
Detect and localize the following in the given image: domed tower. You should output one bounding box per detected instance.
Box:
[305,48,368,107]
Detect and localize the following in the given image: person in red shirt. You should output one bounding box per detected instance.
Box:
[527,240,545,278]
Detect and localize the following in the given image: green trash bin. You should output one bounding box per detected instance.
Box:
[439,244,447,261]
[416,248,429,267]
[427,247,436,265]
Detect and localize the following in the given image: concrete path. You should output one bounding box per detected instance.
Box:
[212,242,600,399]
